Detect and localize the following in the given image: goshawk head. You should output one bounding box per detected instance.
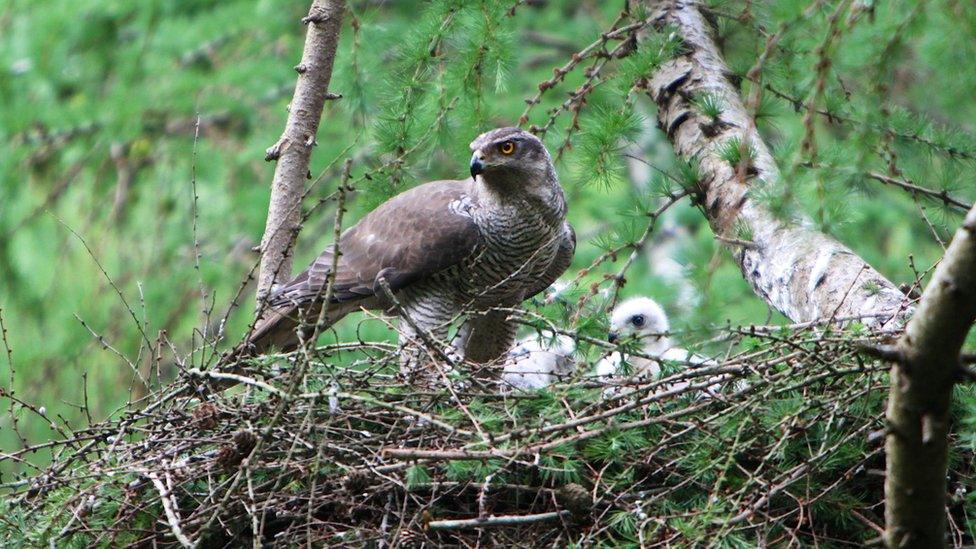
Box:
[468,127,554,184]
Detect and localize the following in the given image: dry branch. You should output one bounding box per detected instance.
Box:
[885,204,976,547]
[147,472,193,548]
[256,0,346,306]
[635,0,908,328]
[427,510,571,530]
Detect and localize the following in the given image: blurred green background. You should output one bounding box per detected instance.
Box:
[1,0,974,480]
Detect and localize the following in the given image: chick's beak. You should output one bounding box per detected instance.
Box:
[608,331,619,344]
[470,154,485,179]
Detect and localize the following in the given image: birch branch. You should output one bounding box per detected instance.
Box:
[255,0,346,307]
[636,0,909,327]
[884,204,976,547]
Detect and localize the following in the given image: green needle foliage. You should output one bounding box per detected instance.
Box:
[693,92,724,120]
[715,136,757,169]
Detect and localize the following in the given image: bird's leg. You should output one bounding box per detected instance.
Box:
[450,322,473,361]
[395,294,459,388]
[458,307,519,378]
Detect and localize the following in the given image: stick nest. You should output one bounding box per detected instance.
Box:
[0,322,908,547]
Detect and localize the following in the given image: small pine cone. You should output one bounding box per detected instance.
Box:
[215,430,257,470]
[556,483,592,518]
[233,430,257,453]
[215,445,239,470]
[191,402,219,430]
[899,283,921,299]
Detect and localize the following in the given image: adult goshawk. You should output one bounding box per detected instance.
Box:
[241,127,575,373]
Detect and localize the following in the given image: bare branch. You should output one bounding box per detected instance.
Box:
[256,0,346,307]
[428,511,571,530]
[147,472,193,548]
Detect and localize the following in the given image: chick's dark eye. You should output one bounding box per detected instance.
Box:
[631,314,645,327]
[498,141,516,155]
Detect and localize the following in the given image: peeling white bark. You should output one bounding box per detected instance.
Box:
[885,204,976,547]
[636,0,909,327]
[256,0,346,307]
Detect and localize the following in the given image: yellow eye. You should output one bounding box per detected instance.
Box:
[499,141,516,155]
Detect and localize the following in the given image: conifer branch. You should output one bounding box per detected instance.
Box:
[884,204,976,547]
[255,0,346,309]
[866,171,972,213]
[633,0,909,328]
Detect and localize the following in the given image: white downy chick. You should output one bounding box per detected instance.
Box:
[594,297,728,396]
[502,332,576,390]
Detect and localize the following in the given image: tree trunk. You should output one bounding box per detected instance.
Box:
[884,204,976,548]
[635,0,909,327]
[255,0,346,308]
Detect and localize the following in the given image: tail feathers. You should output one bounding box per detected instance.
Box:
[218,302,362,368]
[246,306,307,355]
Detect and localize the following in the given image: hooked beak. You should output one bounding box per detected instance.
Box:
[608,331,619,344]
[470,154,485,179]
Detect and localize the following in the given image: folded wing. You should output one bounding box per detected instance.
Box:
[269,179,483,307]
[245,180,482,354]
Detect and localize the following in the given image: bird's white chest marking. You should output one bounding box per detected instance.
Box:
[448,197,476,218]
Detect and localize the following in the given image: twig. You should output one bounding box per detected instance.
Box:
[714,234,758,250]
[866,171,971,213]
[147,472,193,548]
[427,510,570,530]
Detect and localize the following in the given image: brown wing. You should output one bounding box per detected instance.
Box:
[269,179,482,307]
